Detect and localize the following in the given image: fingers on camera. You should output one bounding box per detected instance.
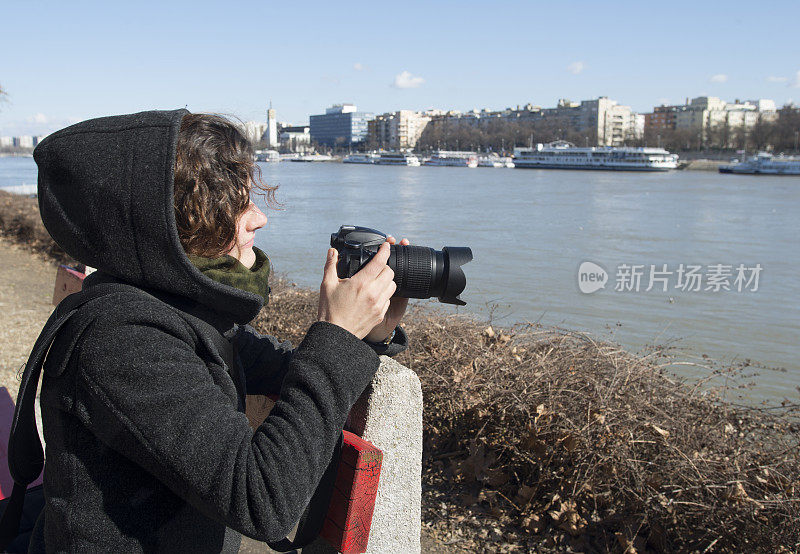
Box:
[377,263,394,282]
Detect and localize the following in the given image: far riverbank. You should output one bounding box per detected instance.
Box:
[0,150,747,172]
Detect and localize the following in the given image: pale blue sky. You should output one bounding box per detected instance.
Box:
[1,0,799,136]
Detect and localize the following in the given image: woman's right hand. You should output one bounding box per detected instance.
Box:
[317,242,397,339]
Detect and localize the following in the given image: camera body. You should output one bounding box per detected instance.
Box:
[330,225,472,306]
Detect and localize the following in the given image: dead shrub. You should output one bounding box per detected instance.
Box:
[257,279,800,552]
[0,190,68,261]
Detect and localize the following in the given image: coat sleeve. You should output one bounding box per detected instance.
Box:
[236,323,409,396]
[233,324,295,396]
[74,301,379,542]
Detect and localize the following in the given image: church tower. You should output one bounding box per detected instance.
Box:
[265,101,278,148]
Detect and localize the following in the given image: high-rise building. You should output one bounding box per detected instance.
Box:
[367,110,432,149]
[309,104,374,147]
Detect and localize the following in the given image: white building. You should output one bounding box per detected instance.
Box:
[243,121,268,145]
[675,96,778,144]
[631,113,645,140]
[279,125,311,152]
[0,137,13,148]
[590,97,634,147]
[752,99,776,112]
[15,136,34,148]
[328,103,357,114]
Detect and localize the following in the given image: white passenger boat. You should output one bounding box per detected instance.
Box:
[254,149,281,162]
[425,150,478,168]
[478,155,514,168]
[513,141,678,171]
[719,152,800,175]
[343,152,380,164]
[375,152,421,166]
[289,154,333,162]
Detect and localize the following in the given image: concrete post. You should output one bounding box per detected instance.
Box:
[246,356,423,554]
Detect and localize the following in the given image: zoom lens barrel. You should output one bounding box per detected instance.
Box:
[387,245,443,300]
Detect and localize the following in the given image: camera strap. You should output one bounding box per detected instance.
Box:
[0,282,339,552]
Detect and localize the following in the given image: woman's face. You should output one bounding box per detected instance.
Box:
[227,200,267,268]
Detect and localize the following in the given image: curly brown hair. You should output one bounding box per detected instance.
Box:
[174,113,278,258]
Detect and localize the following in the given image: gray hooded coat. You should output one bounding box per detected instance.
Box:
[27,109,405,552]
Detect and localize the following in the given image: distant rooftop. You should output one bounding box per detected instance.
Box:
[326,104,357,115]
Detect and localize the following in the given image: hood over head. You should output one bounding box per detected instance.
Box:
[34,109,264,324]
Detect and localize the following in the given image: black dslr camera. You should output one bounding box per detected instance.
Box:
[330,225,473,305]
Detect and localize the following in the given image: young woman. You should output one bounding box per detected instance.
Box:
[29,109,408,552]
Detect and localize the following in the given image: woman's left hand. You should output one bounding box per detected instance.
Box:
[365,236,409,343]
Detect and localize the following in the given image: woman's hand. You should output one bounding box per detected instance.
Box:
[318,241,397,340]
[364,236,409,343]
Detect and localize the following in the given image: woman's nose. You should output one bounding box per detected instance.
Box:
[248,204,268,230]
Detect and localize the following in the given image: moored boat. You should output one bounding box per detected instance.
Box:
[289,153,333,162]
[478,155,514,168]
[425,150,478,168]
[254,149,281,162]
[513,141,678,171]
[343,152,380,164]
[719,152,800,175]
[375,152,421,166]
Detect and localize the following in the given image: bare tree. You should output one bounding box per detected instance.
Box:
[773,105,800,152]
[748,114,773,151]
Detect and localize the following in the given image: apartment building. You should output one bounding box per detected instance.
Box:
[367,110,432,149]
[656,96,778,141]
[533,97,634,146]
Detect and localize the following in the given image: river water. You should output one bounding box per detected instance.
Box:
[2,156,798,403]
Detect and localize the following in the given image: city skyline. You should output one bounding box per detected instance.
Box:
[1,0,799,136]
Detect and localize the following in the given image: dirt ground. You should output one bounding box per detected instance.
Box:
[0,237,56,399]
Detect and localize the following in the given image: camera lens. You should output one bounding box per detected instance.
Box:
[388,245,472,306]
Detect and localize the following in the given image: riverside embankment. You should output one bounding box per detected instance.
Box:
[2,189,798,552]
[680,159,727,171]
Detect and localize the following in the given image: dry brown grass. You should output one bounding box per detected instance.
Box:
[258,279,800,553]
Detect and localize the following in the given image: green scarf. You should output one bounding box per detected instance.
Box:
[188,246,271,306]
